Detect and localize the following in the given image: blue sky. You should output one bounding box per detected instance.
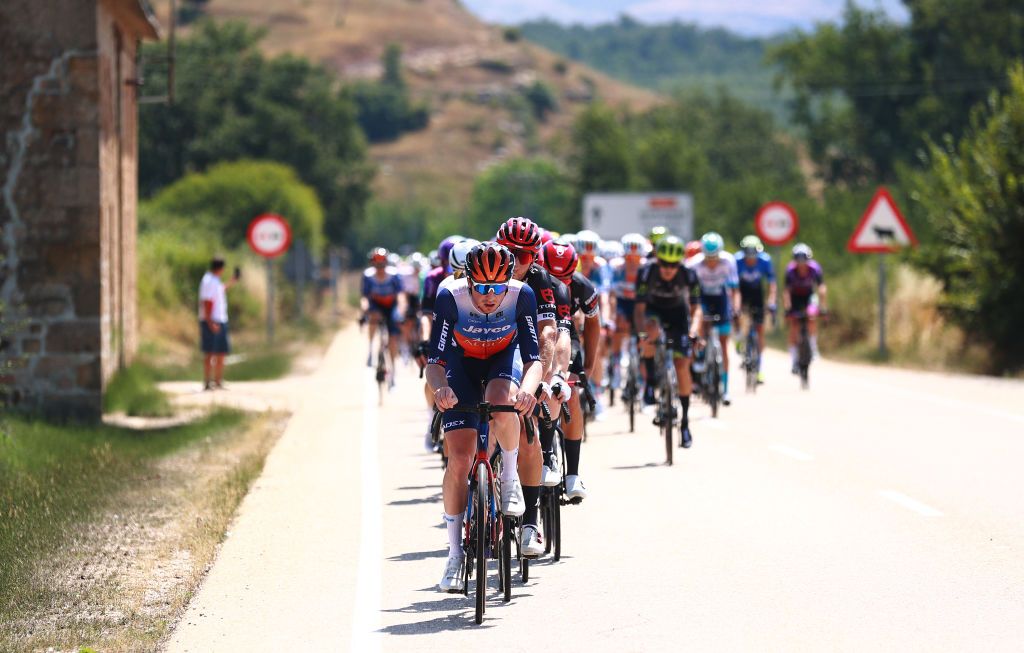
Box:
[462,0,908,36]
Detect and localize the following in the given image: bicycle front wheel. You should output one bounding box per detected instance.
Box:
[474,463,488,624]
[500,516,512,602]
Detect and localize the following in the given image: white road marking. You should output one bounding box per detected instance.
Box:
[769,444,814,461]
[351,374,383,651]
[878,490,944,517]
[704,419,728,431]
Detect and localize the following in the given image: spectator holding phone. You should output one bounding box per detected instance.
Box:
[199,258,240,390]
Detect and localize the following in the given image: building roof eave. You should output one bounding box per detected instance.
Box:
[110,0,162,40]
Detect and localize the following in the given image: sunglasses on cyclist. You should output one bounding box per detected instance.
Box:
[510,248,535,264]
[471,282,509,296]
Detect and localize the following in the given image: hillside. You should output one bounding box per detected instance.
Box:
[518,17,789,119]
[183,0,660,207]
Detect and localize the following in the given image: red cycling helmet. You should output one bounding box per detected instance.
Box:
[685,240,702,260]
[369,247,388,264]
[496,217,542,253]
[541,240,579,280]
[538,228,554,246]
[465,242,515,284]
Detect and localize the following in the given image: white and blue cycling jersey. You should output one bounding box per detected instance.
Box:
[686,253,738,322]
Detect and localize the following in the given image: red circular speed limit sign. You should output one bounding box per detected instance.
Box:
[247,214,292,258]
[755,202,799,246]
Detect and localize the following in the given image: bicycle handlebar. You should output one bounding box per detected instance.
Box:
[442,402,537,443]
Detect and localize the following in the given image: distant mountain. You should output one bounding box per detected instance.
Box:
[519,16,787,115]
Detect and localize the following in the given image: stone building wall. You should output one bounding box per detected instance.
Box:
[0,0,158,419]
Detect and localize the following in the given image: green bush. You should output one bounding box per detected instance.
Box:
[103,364,172,417]
[522,81,559,121]
[908,63,1024,372]
[149,160,324,253]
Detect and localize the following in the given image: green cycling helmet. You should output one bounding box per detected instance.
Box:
[656,236,685,263]
[648,226,669,246]
[740,235,764,253]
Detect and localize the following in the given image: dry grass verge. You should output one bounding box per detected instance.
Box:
[0,409,287,652]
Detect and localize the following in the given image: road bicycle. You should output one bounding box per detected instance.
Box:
[741,312,760,394]
[536,395,574,567]
[575,369,597,443]
[367,315,392,405]
[695,315,724,418]
[792,310,814,390]
[649,327,678,465]
[441,400,537,624]
[621,335,640,433]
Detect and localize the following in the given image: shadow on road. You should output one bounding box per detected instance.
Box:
[387,549,448,562]
[388,492,442,506]
[610,462,664,470]
[396,484,439,491]
[380,598,494,634]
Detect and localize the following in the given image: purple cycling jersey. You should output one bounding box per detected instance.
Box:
[785,260,823,299]
[420,266,448,314]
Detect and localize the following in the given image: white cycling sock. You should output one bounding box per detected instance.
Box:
[444,512,464,556]
[500,447,518,482]
[810,336,819,356]
[789,345,798,365]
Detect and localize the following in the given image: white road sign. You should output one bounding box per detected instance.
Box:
[583,193,694,241]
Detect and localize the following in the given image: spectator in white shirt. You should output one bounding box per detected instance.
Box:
[199,258,238,390]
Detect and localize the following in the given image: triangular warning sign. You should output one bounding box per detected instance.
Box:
[847,187,918,253]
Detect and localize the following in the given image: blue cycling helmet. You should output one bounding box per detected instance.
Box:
[701,232,724,258]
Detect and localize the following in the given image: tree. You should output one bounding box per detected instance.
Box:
[469,158,577,235]
[770,1,1024,183]
[148,160,325,253]
[909,63,1024,372]
[570,103,635,194]
[350,44,430,143]
[139,20,373,248]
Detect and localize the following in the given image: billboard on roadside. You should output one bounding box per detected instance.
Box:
[582,193,694,241]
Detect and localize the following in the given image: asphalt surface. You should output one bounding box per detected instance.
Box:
[166,325,1024,652]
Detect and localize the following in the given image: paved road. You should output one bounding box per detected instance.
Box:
[166,325,1024,651]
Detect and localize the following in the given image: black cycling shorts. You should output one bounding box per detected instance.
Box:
[646,304,692,358]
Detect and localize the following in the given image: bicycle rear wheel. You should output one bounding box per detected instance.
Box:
[552,491,562,562]
[474,463,488,624]
[798,333,812,390]
[707,361,720,419]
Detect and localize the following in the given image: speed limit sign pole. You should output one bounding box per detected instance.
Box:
[755,202,799,330]
[247,214,293,343]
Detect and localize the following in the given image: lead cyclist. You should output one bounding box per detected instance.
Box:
[426,242,546,593]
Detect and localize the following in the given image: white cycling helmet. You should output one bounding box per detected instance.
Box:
[428,249,441,268]
[621,232,646,256]
[601,240,624,260]
[449,238,481,274]
[792,243,813,259]
[575,229,601,255]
